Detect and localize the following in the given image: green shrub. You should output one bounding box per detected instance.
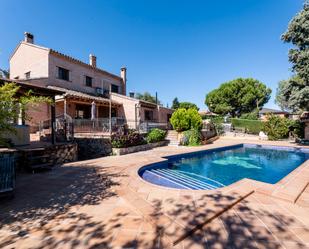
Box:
[146,128,167,143]
[187,108,203,130]
[170,108,190,131]
[170,108,202,132]
[262,114,302,140]
[182,129,202,146]
[230,118,263,134]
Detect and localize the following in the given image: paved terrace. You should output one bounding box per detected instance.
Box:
[0,138,308,249]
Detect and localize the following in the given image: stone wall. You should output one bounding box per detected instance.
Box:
[112,140,168,156]
[201,129,216,140]
[75,137,112,160]
[45,143,78,165]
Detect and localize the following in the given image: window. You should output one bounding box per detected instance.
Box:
[144,110,154,121]
[25,71,31,79]
[85,76,92,87]
[58,67,69,81]
[75,104,91,119]
[111,84,119,93]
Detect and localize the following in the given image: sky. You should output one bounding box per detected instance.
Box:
[0,0,304,110]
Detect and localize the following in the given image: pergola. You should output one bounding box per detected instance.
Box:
[0,78,65,144]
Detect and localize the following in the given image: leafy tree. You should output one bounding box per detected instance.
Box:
[240,109,259,120]
[281,2,309,84]
[0,69,9,79]
[179,102,199,111]
[171,97,180,109]
[276,76,309,112]
[135,92,160,105]
[205,78,271,117]
[276,3,309,113]
[171,98,199,110]
[0,82,50,145]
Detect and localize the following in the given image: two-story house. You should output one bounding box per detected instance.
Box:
[9,32,173,133]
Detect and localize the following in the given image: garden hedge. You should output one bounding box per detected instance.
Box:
[230,118,263,134]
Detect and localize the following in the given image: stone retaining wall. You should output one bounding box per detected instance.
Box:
[45,143,78,165]
[75,137,112,160]
[201,129,216,140]
[112,140,168,156]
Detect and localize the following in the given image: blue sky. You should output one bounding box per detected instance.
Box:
[0,0,304,110]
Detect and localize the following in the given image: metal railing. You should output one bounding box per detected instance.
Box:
[73,118,126,134]
[34,116,171,139]
[0,157,15,194]
[73,118,171,134]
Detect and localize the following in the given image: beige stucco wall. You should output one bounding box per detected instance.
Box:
[110,93,139,128]
[26,102,51,127]
[48,53,124,95]
[260,113,288,121]
[9,42,125,95]
[10,42,49,80]
[157,106,173,123]
[110,93,174,128]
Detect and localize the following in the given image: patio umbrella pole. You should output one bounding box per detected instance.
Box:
[109,84,112,135]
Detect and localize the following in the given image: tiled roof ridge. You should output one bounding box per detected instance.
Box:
[47,85,121,105]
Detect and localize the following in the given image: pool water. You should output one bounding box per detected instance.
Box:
[139,144,309,190]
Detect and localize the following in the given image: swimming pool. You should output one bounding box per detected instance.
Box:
[139,144,309,190]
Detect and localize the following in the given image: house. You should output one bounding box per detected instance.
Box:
[258,108,290,121]
[9,32,173,134]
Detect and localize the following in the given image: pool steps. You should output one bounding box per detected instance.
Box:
[144,168,225,190]
[145,170,191,190]
[157,169,216,190]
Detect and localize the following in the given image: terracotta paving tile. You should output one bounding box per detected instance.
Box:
[180,229,207,249]
[135,230,162,249]
[267,225,304,243]
[110,228,138,248]
[121,216,143,231]
[1,139,308,248]
[290,227,309,243]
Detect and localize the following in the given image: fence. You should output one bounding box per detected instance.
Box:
[37,114,74,143]
[0,157,15,194]
[73,118,171,134]
[35,116,171,141]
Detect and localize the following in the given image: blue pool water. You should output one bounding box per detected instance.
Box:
[139,144,309,190]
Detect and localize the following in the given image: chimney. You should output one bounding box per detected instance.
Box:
[129,92,135,98]
[120,67,127,95]
[89,54,97,67]
[24,32,34,44]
